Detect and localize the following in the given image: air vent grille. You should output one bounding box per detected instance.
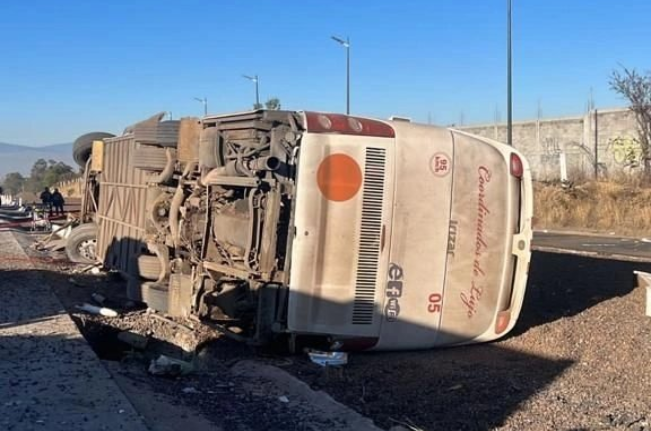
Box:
[352,147,386,324]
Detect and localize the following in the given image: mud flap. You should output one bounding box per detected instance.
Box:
[254,284,288,344]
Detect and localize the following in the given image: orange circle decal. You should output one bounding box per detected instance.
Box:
[317,154,362,202]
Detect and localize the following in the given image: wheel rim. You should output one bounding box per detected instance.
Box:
[78,239,97,261]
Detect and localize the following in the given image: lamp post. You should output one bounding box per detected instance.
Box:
[242,74,260,108]
[507,0,513,147]
[194,97,208,116]
[331,35,350,115]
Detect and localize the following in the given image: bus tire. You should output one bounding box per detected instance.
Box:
[142,282,169,312]
[73,132,115,168]
[136,254,162,281]
[65,223,98,264]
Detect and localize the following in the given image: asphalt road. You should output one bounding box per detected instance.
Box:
[533,230,651,262]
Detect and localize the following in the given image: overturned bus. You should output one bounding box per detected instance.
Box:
[68,110,533,351]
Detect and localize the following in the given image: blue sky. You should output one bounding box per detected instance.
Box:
[1,0,650,146]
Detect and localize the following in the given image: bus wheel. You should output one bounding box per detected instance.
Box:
[141,282,169,312]
[65,223,98,264]
[73,132,115,168]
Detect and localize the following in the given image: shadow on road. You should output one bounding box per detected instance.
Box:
[0,263,575,431]
[512,251,651,336]
[10,239,638,430]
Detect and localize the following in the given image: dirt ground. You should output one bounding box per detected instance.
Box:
[14,231,651,431]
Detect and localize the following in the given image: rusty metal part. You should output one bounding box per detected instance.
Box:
[168,272,193,317]
[205,176,261,188]
[182,161,198,179]
[169,185,185,248]
[248,156,280,172]
[146,242,169,283]
[151,148,177,184]
[199,126,221,170]
[202,260,257,280]
[177,117,201,163]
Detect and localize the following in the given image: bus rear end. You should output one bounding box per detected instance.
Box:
[287,115,533,350]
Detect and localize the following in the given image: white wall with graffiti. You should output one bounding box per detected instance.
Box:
[460,108,639,180]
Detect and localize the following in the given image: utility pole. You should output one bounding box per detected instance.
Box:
[331,35,350,114]
[193,97,208,116]
[507,0,513,147]
[494,105,501,140]
[594,108,599,179]
[536,99,542,149]
[242,74,260,108]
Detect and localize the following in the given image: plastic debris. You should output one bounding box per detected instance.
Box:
[148,355,194,376]
[90,267,101,274]
[75,303,118,317]
[117,331,148,350]
[278,395,289,403]
[307,350,348,367]
[635,270,651,317]
[182,387,200,394]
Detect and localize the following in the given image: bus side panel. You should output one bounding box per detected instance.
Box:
[436,132,512,345]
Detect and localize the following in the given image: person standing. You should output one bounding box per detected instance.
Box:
[50,188,65,216]
[40,187,52,215]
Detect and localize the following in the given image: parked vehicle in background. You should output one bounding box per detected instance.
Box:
[69,110,533,351]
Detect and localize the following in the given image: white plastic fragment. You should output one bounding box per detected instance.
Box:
[148,355,194,376]
[307,350,348,367]
[633,271,651,317]
[75,303,118,317]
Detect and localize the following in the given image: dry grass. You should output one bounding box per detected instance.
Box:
[535,178,651,236]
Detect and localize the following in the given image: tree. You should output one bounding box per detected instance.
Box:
[22,159,76,193]
[30,158,48,184]
[254,98,281,110]
[265,97,281,110]
[2,172,25,195]
[43,161,74,187]
[610,66,651,171]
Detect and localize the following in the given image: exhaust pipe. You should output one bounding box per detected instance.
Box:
[199,156,280,185]
[248,156,280,172]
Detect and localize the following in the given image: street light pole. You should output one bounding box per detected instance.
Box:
[242,74,260,108]
[331,35,350,115]
[193,97,208,116]
[507,0,513,147]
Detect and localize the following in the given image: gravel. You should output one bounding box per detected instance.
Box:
[14,231,651,431]
[287,252,651,431]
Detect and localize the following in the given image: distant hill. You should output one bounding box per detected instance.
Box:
[0,142,75,179]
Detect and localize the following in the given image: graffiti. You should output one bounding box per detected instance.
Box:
[607,136,643,167]
[542,137,561,155]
